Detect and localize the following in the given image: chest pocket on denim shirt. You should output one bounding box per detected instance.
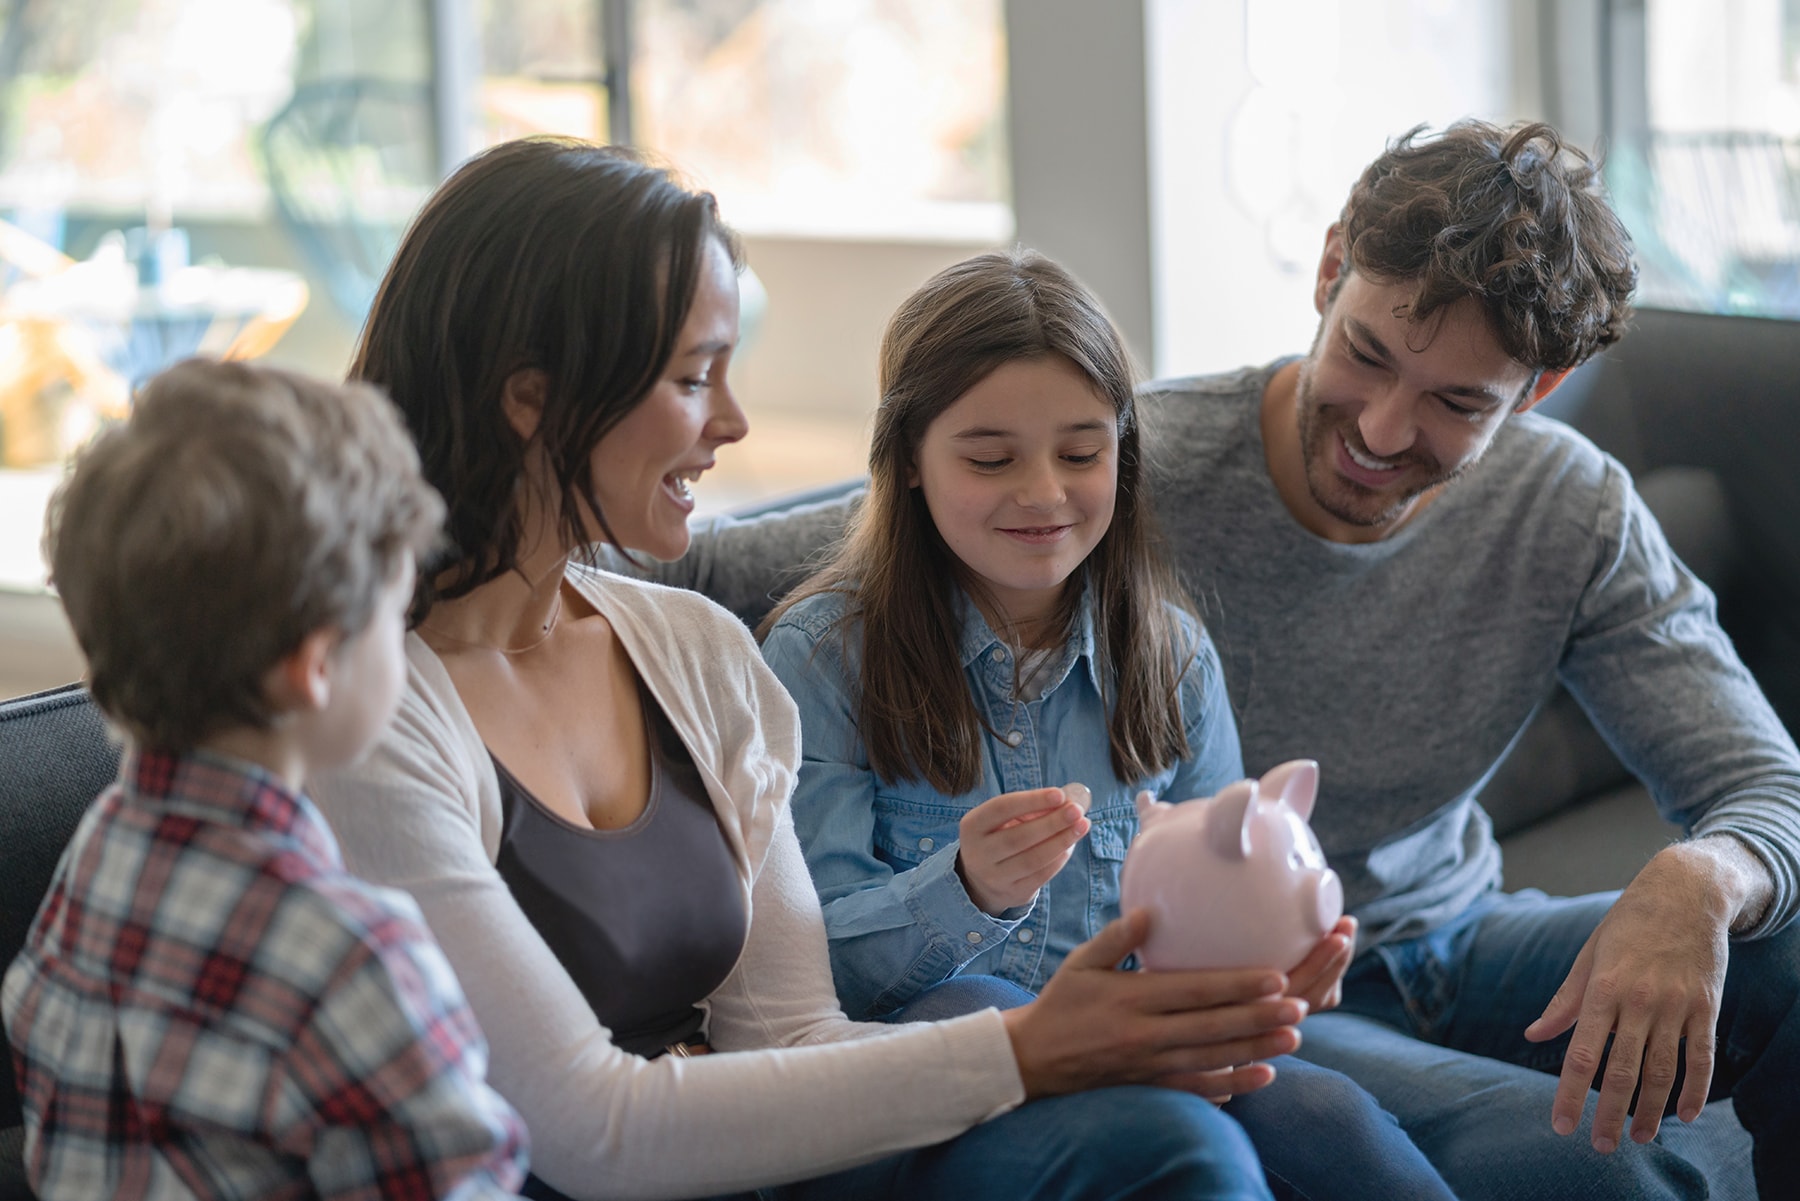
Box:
[1084,804,1138,940]
[872,792,968,869]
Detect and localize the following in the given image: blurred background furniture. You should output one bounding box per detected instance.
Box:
[260,78,437,323]
[0,218,308,468]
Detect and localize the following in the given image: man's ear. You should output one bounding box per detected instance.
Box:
[1516,367,1572,415]
[264,628,338,716]
[1314,224,1348,316]
[501,368,550,443]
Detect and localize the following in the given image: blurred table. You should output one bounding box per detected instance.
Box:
[0,245,308,467]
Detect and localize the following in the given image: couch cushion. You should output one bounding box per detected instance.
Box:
[0,685,119,1133]
[0,1122,28,1199]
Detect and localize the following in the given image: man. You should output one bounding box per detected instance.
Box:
[655,121,1800,1199]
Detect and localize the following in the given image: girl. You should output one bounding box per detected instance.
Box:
[760,249,1456,1201]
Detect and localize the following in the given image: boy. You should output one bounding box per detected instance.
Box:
[2,359,528,1198]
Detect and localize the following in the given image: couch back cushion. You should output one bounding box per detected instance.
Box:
[0,685,120,1131]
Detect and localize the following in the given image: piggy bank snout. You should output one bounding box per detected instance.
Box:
[1303,869,1344,939]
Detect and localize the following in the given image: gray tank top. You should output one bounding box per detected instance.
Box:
[492,686,748,1056]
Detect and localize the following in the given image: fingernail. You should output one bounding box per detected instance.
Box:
[1593,1136,1616,1154]
[1552,1116,1576,1136]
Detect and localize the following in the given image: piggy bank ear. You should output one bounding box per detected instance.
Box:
[1258,759,1320,822]
[1207,780,1258,862]
[1133,789,1168,823]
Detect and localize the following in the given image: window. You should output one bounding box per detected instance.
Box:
[632,0,1008,242]
[1,0,434,593]
[0,0,1008,615]
[1607,0,1800,319]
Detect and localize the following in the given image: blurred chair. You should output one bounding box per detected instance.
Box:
[260,78,438,323]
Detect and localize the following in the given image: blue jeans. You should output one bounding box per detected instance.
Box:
[528,1083,1267,1201]
[1293,888,1799,1201]
[526,976,1271,1201]
[882,976,1455,1201]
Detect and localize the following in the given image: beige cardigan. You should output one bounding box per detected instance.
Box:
[310,566,1023,1200]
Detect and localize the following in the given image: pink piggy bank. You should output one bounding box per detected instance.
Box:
[1120,759,1344,972]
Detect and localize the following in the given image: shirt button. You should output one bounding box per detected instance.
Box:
[989,647,1007,663]
[1016,928,1034,944]
[967,931,983,944]
[1005,730,1024,747]
[918,836,935,852]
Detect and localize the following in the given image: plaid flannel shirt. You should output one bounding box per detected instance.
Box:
[2,748,528,1199]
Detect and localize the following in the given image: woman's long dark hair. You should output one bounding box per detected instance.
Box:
[350,136,741,621]
[761,250,1199,795]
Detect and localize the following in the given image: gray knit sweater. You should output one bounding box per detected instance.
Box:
[655,363,1800,947]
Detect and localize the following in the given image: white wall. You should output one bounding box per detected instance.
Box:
[0,590,81,699]
[1004,0,1156,370]
[1146,0,1530,378]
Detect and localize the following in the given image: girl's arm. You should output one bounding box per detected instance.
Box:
[1163,621,1247,802]
[762,612,1031,1018]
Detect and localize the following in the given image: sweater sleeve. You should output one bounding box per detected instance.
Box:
[312,646,1023,1201]
[1560,464,1800,938]
[620,491,860,628]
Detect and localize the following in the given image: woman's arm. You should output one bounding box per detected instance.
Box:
[310,655,1023,1201]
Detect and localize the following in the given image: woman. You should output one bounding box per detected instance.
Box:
[311,136,1321,1201]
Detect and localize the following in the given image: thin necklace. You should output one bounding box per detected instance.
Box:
[421,590,564,656]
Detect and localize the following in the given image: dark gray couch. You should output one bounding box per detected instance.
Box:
[0,309,1789,1198]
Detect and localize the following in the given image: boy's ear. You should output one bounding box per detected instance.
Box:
[501,368,549,442]
[264,628,339,716]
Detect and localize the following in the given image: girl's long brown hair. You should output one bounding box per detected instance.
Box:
[761,250,1199,795]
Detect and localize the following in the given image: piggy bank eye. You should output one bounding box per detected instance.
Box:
[1288,850,1306,871]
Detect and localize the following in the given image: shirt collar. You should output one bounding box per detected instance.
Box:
[125,746,341,866]
[954,581,1102,695]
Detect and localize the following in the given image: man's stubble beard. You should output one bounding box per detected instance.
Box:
[1292,359,1464,531]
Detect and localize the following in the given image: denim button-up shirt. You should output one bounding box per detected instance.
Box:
[762,586,1244,1019]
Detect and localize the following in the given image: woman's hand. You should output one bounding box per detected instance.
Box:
[955,787,1090,916]
[1284,915,1357,1013]
[1000,910,1306,1101]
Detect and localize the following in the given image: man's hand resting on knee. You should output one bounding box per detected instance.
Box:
[1524,834,1774,1154]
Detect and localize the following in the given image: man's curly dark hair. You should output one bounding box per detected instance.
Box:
[1338,120,1638,372]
